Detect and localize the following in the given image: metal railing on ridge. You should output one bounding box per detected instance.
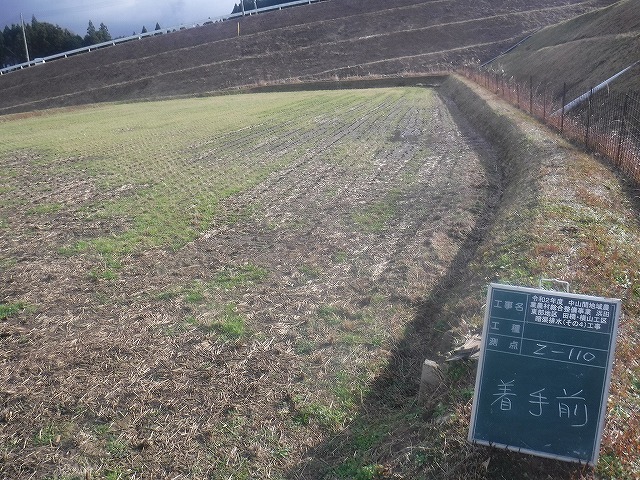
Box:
[0,0,321,76]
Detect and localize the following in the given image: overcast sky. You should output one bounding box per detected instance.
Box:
[1,0,241,38]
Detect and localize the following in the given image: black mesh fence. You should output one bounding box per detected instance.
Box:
[460,66,640,186]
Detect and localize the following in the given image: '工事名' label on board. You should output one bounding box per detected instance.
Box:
[468,283,621,465]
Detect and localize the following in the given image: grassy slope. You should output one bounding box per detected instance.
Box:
[426,75,640,479]
[490,0,640,98]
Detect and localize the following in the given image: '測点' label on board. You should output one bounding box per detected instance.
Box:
[468,283,621,465]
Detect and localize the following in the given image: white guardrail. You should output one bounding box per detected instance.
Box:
[0,0,320,75]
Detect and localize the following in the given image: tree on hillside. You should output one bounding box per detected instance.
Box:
[0,18,83,65]
[0,27,5,66]
[155,22,161,31]
[1,25,27,64]
[141,26,148,33]
[84,20,111,45]
[232,0,254,14]
[85,20,98,45]
[28,16,83,57]
[97,23,111,42]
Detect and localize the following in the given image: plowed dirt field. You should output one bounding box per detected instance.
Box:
[0,87,500,478]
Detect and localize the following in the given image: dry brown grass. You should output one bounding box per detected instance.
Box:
[440,75,640,479]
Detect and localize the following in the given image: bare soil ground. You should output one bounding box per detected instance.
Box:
[0,87,500,478]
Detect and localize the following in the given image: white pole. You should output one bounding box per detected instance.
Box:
[21,13,30,62]
[552,60,640,116]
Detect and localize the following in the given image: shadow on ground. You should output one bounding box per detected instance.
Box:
[285,85,592,480]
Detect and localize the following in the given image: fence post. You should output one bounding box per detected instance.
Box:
[529,76,533,115]
[561,82,566,133]
[585,87,593,149]
[616,95,629,164]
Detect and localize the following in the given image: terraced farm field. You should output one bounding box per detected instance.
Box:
[0,88,500,478]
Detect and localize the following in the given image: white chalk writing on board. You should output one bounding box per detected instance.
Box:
[489,380,591,427]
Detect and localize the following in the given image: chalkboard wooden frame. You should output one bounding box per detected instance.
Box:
[468,283,621,465]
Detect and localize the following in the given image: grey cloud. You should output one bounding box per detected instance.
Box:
[2,0,237,37]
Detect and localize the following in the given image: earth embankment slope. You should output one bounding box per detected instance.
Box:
[438,75,640,478]
[0,0,620,114]
[489,0,640,98]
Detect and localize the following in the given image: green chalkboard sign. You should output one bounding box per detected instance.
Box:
[468,283,621,465]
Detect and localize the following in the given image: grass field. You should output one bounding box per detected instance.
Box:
[0,87,501,478]
[1,84,639,479]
